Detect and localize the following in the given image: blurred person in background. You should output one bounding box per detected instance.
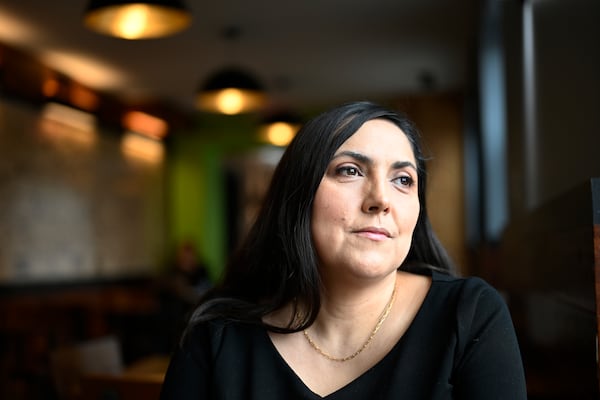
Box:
[157,240,211,353]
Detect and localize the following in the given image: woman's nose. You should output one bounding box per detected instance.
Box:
[362,179,390,214]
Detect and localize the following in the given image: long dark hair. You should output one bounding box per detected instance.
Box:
[186,101,454,335]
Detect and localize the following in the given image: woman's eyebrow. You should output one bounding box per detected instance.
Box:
[332,150,371,164]
[332,151,417,171]
[391,160,418,172]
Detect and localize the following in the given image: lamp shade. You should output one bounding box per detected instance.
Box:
[196,67,266,115]
[83,0,191,39]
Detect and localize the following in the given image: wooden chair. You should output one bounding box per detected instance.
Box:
[49,335,124,400]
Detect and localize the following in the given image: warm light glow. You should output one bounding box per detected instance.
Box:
[84,3,191,40]
[0,6,125,93]
[115,4,149,39]
[40,102,98,148]
[216,88,245,115]
[122,110,168,139]
[121,131,164,163]
[0,6,41,45]
[68,83,100,111]
[260,122,298,146]
[42,77,60,98]
[41,51,126,92]
[42,102,97,132]
[197,88,265,115]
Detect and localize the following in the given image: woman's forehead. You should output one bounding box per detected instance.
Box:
[334,119,416,163]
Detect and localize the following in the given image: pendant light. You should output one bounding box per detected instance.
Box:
[83,0,191,40]
[196,26,267,115]
[258,111,302,147]
[197,67,266,115]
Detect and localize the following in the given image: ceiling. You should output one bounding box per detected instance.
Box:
[0,0,481,117]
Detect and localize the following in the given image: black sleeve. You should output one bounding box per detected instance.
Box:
[452,279,527,400]
[159,324,212,400]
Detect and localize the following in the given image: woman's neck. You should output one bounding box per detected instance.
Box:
[306,271,398,352]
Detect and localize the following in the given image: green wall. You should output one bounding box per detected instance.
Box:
[166,114,261,281]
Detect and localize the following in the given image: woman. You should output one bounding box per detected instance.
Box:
[160,101,527,399]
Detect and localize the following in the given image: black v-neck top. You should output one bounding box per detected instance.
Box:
[160,272,527,399]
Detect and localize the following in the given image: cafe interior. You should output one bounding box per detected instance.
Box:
[0,0,599,399]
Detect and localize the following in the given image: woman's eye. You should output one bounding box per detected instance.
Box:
[336,166,361,176]
[394,175,414,187]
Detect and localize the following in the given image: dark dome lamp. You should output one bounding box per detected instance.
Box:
[83,0,191,39]
[196,25,267,114]
[197,66,266,115]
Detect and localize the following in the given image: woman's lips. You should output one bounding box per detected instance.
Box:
[354,227,391,241]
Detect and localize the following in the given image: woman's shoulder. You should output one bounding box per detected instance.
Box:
[431,270,503,299]
[399,266,509,325]
[428,271,513,331]
[404,263,495,287]
[182,318,263,353]
[185,318,253,340]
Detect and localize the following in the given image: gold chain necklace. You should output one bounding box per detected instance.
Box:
[303,283,397,362]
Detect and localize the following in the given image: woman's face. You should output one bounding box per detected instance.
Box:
[311,119,420,284]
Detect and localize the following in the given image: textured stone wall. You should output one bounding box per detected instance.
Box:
[0,99,166,283]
